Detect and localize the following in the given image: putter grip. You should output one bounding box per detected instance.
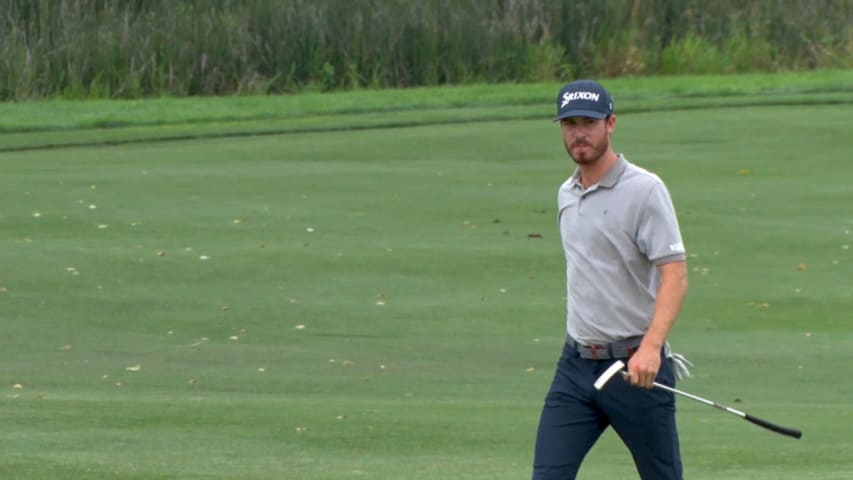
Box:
[744,413,802,439]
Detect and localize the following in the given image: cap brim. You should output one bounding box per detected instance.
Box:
[553,110,609,121]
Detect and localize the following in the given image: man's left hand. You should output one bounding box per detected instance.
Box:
[626,345,660,389]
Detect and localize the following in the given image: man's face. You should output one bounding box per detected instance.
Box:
[560,116,615,165]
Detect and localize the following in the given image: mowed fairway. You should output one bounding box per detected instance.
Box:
[1,104,852,479]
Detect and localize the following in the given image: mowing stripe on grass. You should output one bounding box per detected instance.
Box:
[2,90,853,152]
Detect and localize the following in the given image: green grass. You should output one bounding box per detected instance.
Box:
[2,69,853,152]
[0,76,852,478]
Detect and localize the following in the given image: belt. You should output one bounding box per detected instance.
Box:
[566,335,643,360]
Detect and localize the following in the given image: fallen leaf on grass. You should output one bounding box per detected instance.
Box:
[12,384,23,389]
[797,263,807,271]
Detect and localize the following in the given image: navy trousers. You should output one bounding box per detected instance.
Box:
[532,342,683,480]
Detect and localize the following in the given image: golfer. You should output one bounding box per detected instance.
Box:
[532,79,689,480]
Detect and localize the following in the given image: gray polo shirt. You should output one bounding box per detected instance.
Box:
[558,154,685,344]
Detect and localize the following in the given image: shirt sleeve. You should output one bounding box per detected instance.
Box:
[636,182,686,265]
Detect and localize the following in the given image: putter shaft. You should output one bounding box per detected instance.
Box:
[620,372,802,439]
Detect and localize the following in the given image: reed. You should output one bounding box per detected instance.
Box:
[0,0,850,100]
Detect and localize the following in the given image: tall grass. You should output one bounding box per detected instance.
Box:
[0,0,851,100]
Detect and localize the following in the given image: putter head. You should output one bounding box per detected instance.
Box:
[593,360,626,391]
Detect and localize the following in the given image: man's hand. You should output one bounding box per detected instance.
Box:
[626,345,660,389]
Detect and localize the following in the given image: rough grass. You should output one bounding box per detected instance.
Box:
[1,69,853,153]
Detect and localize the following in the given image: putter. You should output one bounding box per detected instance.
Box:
[594,360,802,439]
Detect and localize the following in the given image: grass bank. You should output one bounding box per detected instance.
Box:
[1,69,852,151]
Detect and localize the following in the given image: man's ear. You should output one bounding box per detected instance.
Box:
[606,114,617,134]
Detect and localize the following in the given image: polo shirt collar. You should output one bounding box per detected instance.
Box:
[600,154,627,188]
[568,154,627,191]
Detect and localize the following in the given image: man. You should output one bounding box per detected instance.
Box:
[531,79,689,480]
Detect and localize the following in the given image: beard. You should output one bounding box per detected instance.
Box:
[565,136,609,166]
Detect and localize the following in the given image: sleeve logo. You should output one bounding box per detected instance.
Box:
[669,242,685,253]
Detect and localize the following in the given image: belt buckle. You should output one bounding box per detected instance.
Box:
[587,343,607,360]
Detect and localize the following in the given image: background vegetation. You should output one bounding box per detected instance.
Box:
[1,0,851,100]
